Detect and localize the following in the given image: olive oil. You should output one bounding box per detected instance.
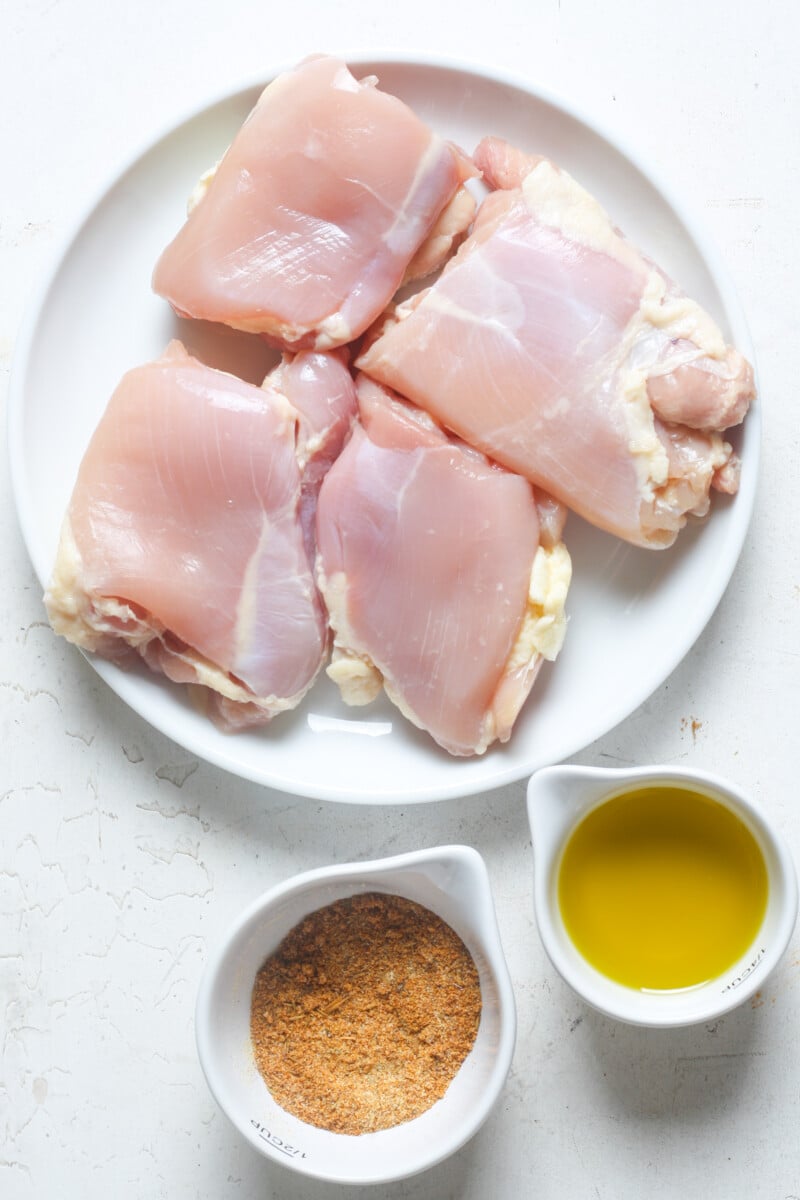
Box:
[557,785,769,991]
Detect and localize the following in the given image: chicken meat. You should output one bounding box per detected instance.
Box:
[315,375,572,756]
[152,55,475,351]
[357,136,755,548]
[45,341,356,729]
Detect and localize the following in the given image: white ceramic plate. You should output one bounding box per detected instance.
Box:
[9,55,758,803]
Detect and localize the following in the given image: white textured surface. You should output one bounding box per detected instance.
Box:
[2,2,799,1197]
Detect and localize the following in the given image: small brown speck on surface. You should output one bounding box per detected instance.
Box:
[249,892,482,1135]
[680,715,704,741]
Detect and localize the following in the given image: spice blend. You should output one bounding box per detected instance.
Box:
[249,892,482,1135]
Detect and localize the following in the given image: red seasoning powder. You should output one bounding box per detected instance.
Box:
[249,892,482,1135]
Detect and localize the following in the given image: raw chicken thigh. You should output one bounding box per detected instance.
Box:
[315,376,572,756]
[268,348,358,562]
[45,341,356,730]
[153,55,474,351]
[358,137,755,548]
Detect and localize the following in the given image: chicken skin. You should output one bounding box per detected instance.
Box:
[315,376,571,756]
[358,137,755,548]
[153,55,474,351]
[45,342,356,729]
